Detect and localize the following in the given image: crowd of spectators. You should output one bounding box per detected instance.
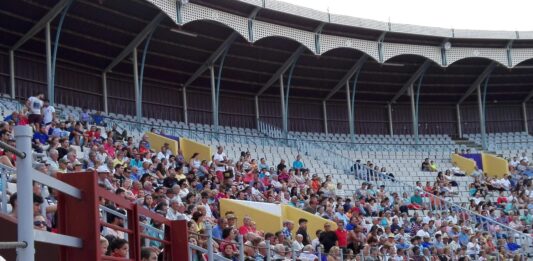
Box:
[0,94,531,260]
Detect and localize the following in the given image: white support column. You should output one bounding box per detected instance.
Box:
[523,102,529,133]
[322,100,328,134]
[254,95,260,129]
[9,50,15,99]
[387,103,393,136]
[456,104,463,138]
[210,66,218,129]
[182,88,188,124]
[45,23,52,103]
[346,81,354,141]
[102,72,108,114]
[279,75,287,138]
[15,126,35,261]
[132,48,141,122]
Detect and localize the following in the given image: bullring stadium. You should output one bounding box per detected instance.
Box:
[0,0,532,260]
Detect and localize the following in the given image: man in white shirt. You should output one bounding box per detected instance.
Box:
[26,93,44,128]
[520,152,529,163]
[157,143,171,160]
[416,223,431,238]
[510,157,520,168]
[166,200,188,221]
[213,145,227,179]
[42,99,56,125]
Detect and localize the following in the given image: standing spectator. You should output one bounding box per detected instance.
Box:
[335,220,348,253]
[41,99,56,126]
[319,223,338,254]
[296,218,310,246]
[26,93,44,129]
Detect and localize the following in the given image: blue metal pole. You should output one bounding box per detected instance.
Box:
[138,29,155,103]
[350,69,361,136]
[284,60,297,138]
[414,68,427,145]
[481,75,491,149]
[50,0,74,105]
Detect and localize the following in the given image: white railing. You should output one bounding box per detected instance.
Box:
[0,126,83,261]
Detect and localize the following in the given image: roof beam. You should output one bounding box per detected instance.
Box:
[103,13,165,73]
[324,54,368,101]
[255,46,305,96]
[182,32,239,89]
[11,0,72,51]
[457,61,497,104]
[390,60,432,103]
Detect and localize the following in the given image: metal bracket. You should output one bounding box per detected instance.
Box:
[377,32,387,63]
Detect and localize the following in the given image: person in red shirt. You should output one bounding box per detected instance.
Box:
[238,216,255,235]
[496,191,508,206]
[335,220,348,252]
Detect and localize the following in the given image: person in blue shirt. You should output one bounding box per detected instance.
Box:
[292,155,304,170]
[458,227,470,246]
[506,237,521,252]
[212,217,227,240]
[258,158,269,171]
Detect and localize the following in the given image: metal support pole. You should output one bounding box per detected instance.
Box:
[255,96,260,129]
[266,240,271,261]
[9,50,15,99]
[323,101,328,134]
[456,104,463,138]
[210,66,218,130]
[183,88,188,124]
[523,102,529,133]
[409,84,418,139]
[15,126,34,261]
[132,48,141,122]
[477,85,487,149]
[388,103,393,136]
[206,224,213,261]
[102,72,108,114]
[238,235,244,261]
[346,81,355,142]
[45,23,52,103]
[279,75,287,140]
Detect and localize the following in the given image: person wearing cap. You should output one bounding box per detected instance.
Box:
[57,158,68,173]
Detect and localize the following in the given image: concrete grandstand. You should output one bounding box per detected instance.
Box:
[0,0,533,260]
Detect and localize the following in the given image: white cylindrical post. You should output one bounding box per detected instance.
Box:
[266,240,271,261]
[206,223,213,261]
[238,235,244,260]
[9,50,15,99]
[15,125,34,261]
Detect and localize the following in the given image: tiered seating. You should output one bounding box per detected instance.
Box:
[464,132,533,159]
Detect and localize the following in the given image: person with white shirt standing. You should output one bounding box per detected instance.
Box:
[213,146,227,182]
[520,152,529,163]
[41,98,56,126]
[26,93,44,128]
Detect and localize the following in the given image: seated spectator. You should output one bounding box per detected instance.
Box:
[109,238,129,258]
[421,158,431,171]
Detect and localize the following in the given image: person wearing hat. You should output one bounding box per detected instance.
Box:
[58,158,69,173]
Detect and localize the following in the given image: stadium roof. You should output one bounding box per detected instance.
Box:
[2,0,533,104]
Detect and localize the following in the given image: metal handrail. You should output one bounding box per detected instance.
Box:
[0,163,14,214]
[0,140,26,159]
